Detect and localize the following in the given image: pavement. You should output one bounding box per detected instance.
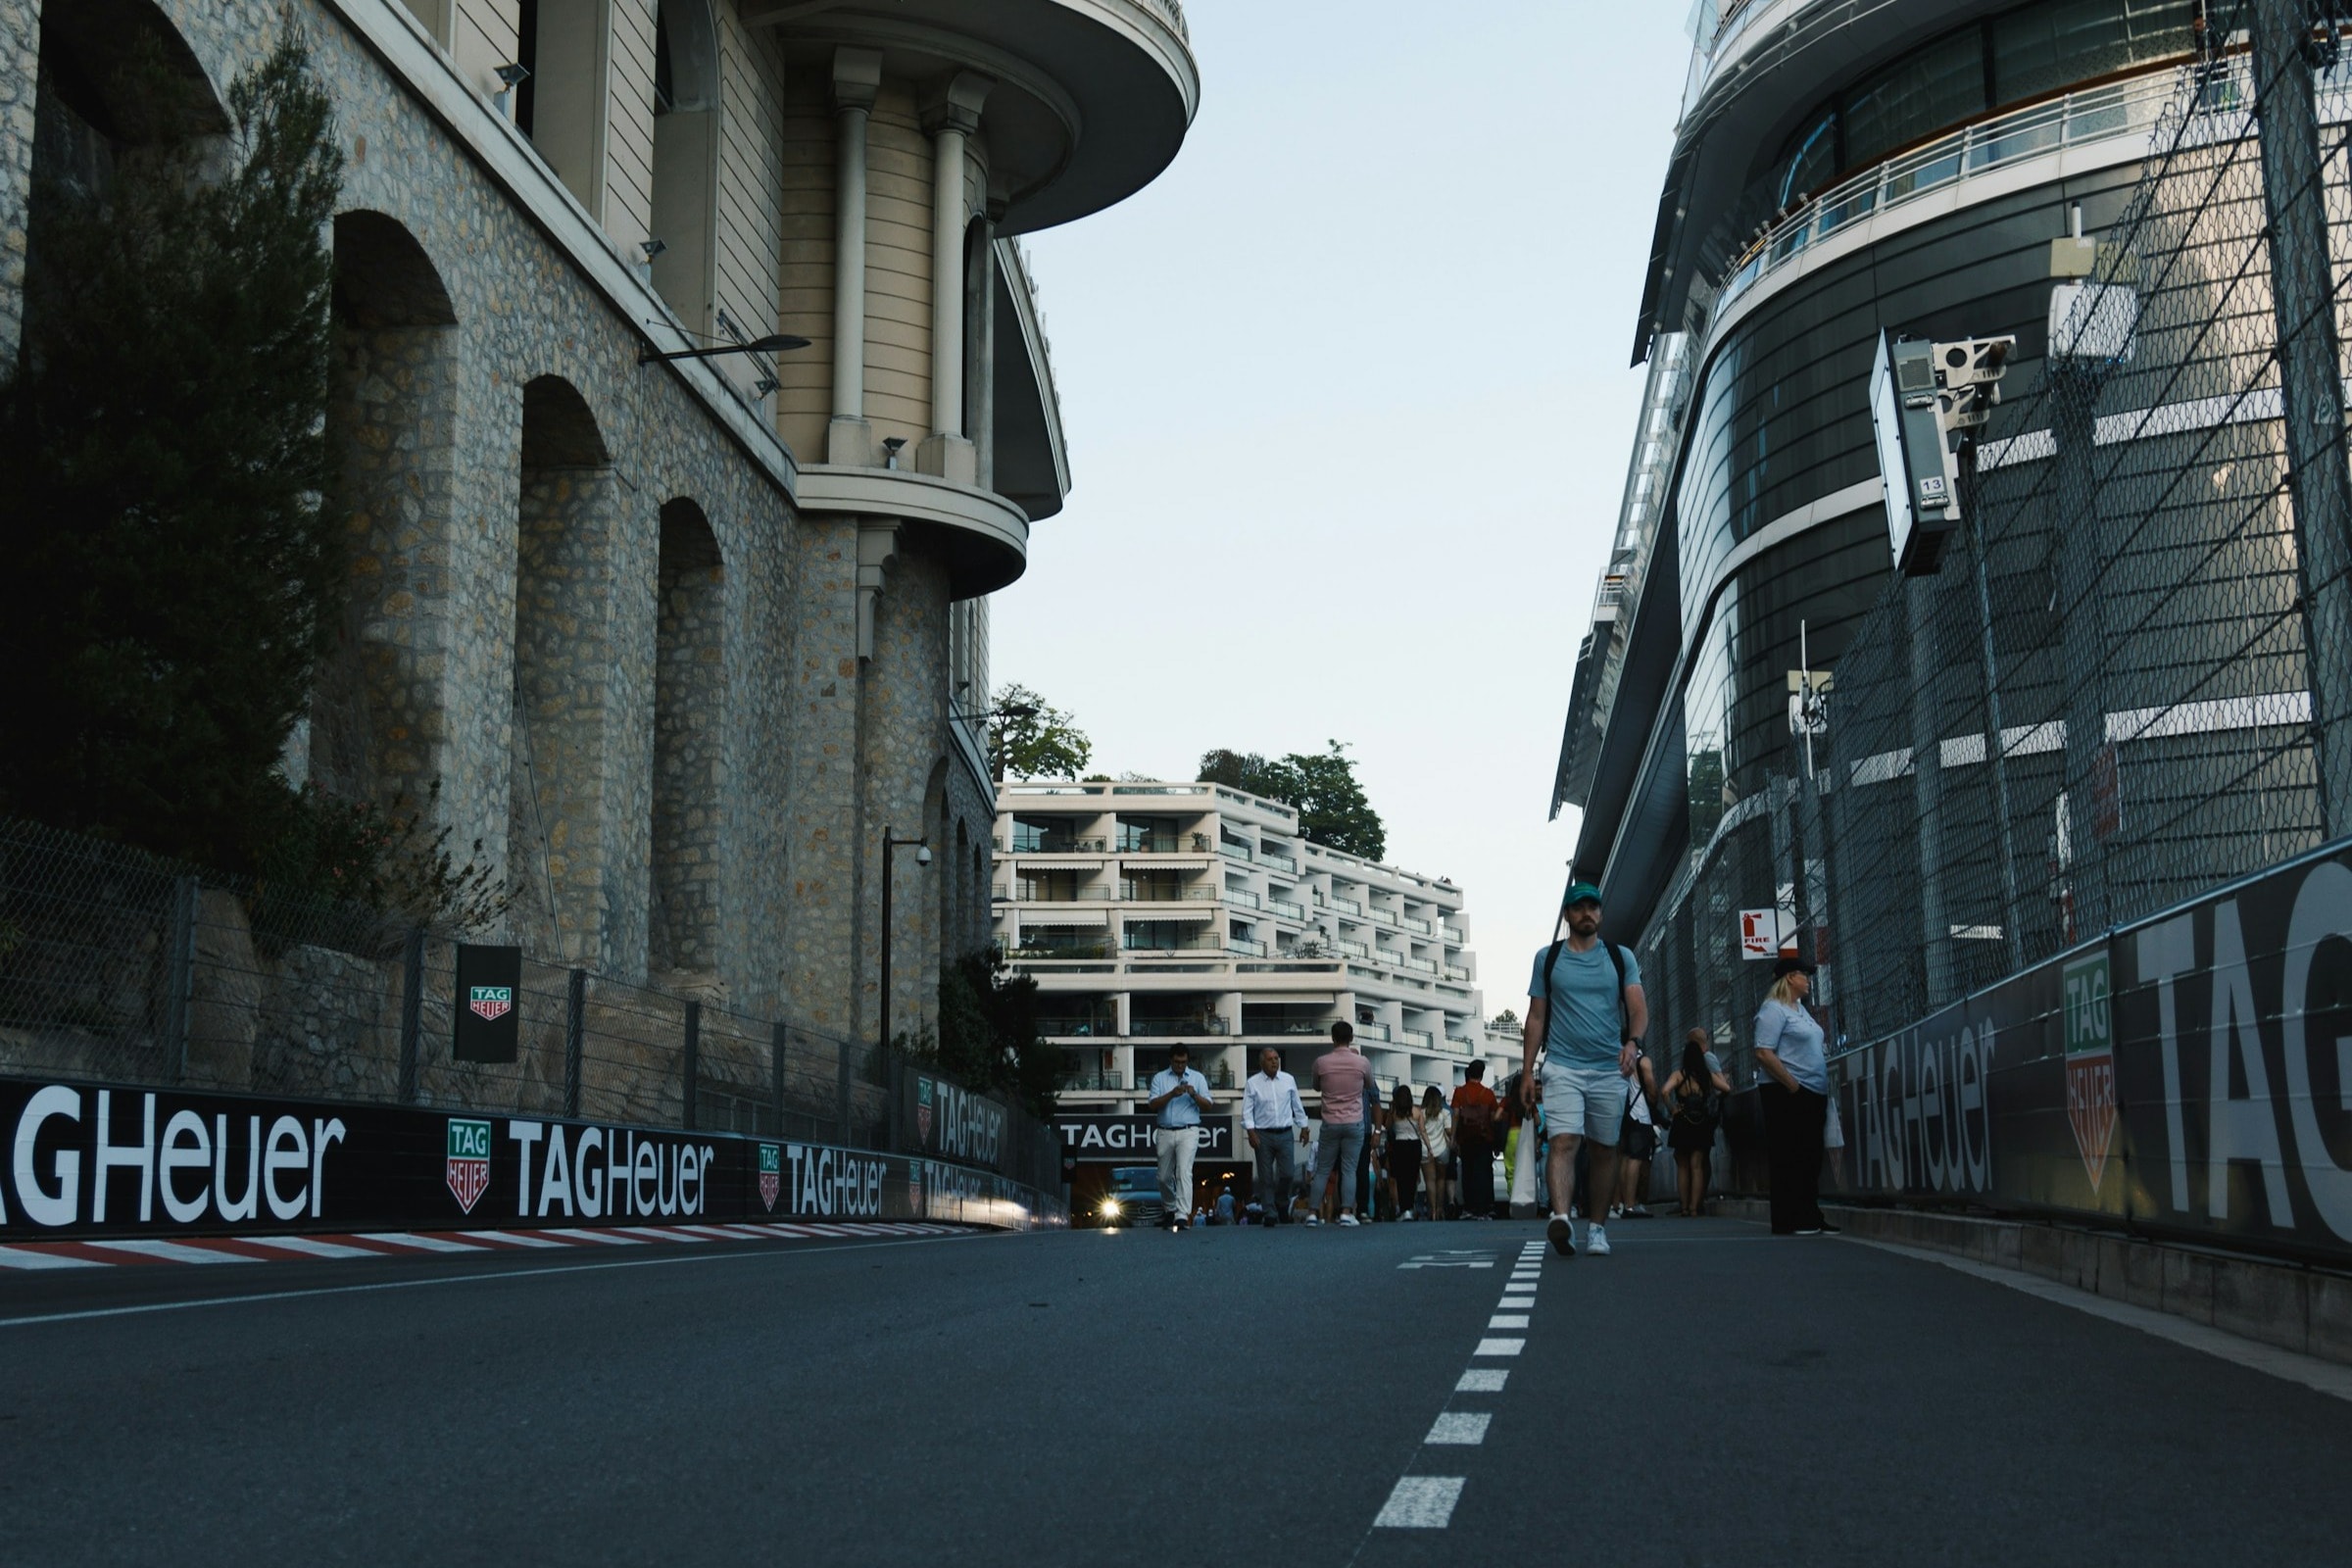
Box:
[0,1212,2344,1566]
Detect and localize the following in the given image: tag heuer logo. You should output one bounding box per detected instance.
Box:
[467,985,514,1022]
[916,1077,934,1144]
[758,1144,781,1211]
[909,1160,924,1215]
[446,1117,493,1214]
[2062,955,2118,1191]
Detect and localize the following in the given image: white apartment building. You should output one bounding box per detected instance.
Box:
[992,780,1517,1121]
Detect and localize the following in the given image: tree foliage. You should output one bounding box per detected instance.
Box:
[988,683,1092,781]
[1199,740,1387,860]
[919,951,1059,1118]
[0,32,345,872]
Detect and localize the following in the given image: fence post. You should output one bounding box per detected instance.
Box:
[681,1001,702,1131]
[836,1035,854,1145]
[397,928,425,1102]
[2251,0,2352,838]
[162,875,199,1085]
[770,1023,788,1135]
[564,968,586,1119]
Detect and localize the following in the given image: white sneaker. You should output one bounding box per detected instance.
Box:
[1338,1211,1360,1227]
[1302,1214,1322,1226]
[1585,1222,1611,1256]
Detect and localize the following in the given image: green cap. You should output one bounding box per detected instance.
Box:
[1564,881,1603,907]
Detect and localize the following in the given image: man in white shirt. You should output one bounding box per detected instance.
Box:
[1145,1044,1216,1232]
[1242,1048,1308,1226]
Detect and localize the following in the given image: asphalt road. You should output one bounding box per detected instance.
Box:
[2,1215,2346,1566]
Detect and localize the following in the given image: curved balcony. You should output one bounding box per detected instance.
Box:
[748,0,1199,236]
[794,465,1030,596]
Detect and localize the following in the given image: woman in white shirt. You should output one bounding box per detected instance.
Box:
[1753,956,1835,1236]
[1418,1085,1451,1221]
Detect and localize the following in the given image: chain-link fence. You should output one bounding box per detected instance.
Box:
[1633,4,2352,1086]
[0,815,1060,1193]
[1813,6,2352,1048]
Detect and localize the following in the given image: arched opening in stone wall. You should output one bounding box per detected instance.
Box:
[648,0,720,332]
[649,498,725,979]
[511,375,618,963]
[514,0,611,217]
[23,0,228,331]
[312,211,460,813]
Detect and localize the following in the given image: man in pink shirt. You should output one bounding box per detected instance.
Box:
[1305,1022,1377,1226]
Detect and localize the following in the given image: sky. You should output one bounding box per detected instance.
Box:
[995,2,1696,1013]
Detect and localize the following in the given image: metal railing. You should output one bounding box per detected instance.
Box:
[1332,898,1362,916]
[1129,1016,1228,1037]
[1400,1028,1435,1050]
[1441,926,1467,945]
[1226,937,1266,957]
[1224,888,1260,910]
[0,816,1062,1189]
[1400,915,1432,935]
[1354,1021,1393,1043]
[1267,898,1305,921]
[1216,842,1253,863]
[1718,66,2187,317]
[1257,852,1298,874]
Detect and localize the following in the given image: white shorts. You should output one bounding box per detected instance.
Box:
[1542,1062,1629,1146]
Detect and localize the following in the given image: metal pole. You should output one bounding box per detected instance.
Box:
[564,968,586,1119]
[1966,520,2028,954]
[879,823,895,1054]
[771,1021,788,1135]
[681,1001,702,1131]
[1907,579,1956,1005]
[397,927,425,1102]
[163,875,198,1085]
[2251,0,2352,838]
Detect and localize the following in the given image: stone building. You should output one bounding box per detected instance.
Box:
[0,0,1196,1044]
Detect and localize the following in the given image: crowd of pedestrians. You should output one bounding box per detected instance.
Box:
[1142,880,1839,1237]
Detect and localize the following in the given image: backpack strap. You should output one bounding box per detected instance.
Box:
[1540,938,1635,1045]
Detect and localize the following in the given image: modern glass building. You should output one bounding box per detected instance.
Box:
[1553,1,2251,1063]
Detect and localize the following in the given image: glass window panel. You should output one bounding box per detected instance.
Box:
[1842,26,1987,168]
[1776,109,1839,208]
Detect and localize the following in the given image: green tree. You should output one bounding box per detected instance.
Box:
[988,683,1092,781]
[1199,740,1386,859]
[925,951,1057,1117]
[0,33,345,871]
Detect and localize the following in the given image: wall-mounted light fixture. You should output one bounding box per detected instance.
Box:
[638,332,809,367]
[753,373,780,398]
[493,63,530,119]
[639,238,667,262]
[881,436,907,469]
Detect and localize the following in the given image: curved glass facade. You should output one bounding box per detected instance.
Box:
[1748,0,2196,231]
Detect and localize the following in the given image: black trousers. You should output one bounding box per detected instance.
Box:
[1761,1083,1828,1234]
[1458,1143,1496,1217]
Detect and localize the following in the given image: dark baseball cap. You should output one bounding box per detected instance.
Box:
[1564,881,1603,907]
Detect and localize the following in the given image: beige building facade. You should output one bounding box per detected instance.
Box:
[993,780,1518,1120]
[0,0,1195,1043]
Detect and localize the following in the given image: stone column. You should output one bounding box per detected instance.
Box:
[969,208,999,493]
[916,71,991,485]
[826,48,880,466]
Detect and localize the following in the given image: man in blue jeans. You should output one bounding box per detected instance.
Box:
[1522,883,1647,1259]
[1304,1022,1376,1226]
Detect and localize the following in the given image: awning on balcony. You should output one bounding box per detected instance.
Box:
[1021,911,1105,928]
[1122,907,1215,924]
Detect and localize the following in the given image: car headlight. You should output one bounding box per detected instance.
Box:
[1101,1197,1122,1217]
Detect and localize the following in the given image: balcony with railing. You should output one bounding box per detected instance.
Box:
[1267,898,1305,921]
[1402,956,1437,977]
[1354,1021,1392,1043]
[1129,1015,1229,1037]
[1444,964,1471,982]
[1442,926,1467,946]
[1332,898,1362,917]
[1224,888,1261,911]
[1400,1028,1435,1051]
[1226,936,1267,957]
[1335,939,1369,959]
[1400,915,1432,935]
[1038,1011,1118,1038]
[1367,907,1398,928]
[1716,68,2183,320]
[1257,851,1298,874]
[1056,1067,1127,1092]
[1217,841,1254,863]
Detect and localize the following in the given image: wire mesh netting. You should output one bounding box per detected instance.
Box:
[0,815,1062,1192]
[1643,5,2352,1064]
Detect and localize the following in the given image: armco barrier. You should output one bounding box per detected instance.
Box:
[1793,840,2352,1270]
[0,1074,1067,1240]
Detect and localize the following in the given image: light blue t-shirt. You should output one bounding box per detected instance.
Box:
[1149,1066,1210,1128]
[1529,942,1641,1069]
[1754,1000,1829,1093]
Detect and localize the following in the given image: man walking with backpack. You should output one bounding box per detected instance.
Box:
[1522,882,1646,1259]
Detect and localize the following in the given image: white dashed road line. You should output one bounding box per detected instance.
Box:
[1425,1413,1492,1446]
[1457,1368,1508,1393]
[1375,1476,1467,1529]
[1473,1337,1525,1356]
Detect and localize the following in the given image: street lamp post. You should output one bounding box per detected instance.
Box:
[877,827,932,1052]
